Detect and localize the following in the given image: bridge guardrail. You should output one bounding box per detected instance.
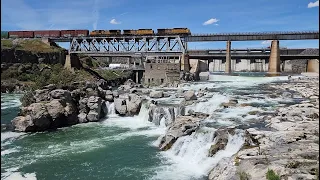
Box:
[190,30,319,36]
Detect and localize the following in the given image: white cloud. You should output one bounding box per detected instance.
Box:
[203,18,219,26]
[261,40,272,45]
[308,0,319,8]
[110,18,121,24]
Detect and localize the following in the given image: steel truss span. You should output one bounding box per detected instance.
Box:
[69,36,187,53]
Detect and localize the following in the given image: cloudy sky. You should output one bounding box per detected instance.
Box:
[1,0,319,49]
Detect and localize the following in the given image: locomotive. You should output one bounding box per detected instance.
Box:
[1,28,191,39]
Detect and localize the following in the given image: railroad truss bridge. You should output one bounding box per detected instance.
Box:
[69,36,187,54]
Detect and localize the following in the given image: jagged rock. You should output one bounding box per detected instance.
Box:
[64,102,78,125]
[150,91,164,98]
[86,96,102,121]
[159,116,200,151]
[183,90,197,101]
[79,98,89,114]
[208,128,235,157]
[148,105,175,126]
[86,110,100,122]
[34,89,50,102]
[13,103,52,132]
[126,94,142,115]
[114,98,127,115]
[78,113,88,123]
[142,89,151,94]
[50,89,72,101]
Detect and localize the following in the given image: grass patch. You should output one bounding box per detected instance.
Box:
[1,63,94,90]
[266,169,280,180]
[1,39,64,53]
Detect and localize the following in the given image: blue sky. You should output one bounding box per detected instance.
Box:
[1,0,319,49]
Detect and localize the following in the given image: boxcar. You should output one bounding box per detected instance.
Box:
[75,30,89,37]
[22,31,34,38]
[34,30,61,38]
[137,29,154,36]
[9,31,24,38]
[61,30,75,37]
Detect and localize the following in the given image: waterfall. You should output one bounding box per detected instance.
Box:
[149,105,183,127]
[152,129,245,180]
[105,101,116,117]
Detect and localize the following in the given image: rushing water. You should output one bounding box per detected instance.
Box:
[1,74,302,180]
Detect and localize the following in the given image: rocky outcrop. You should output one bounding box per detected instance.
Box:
[1,49,67,64]
[208,76,320,180]
[114,93,142,116]
[11,78,144,132]
[158,116,200,151]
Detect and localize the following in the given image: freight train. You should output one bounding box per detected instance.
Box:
[1,28,191,39]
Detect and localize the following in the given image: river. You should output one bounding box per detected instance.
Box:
[1,74,300,180]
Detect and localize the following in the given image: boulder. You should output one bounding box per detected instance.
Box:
[183,90,197,101]
[150,91,164,98]
[43,84,56,90]
[159,116,200,151]
[12,103,52,132]
[34,89,50,102]
[114,98,127,115]
[49,89,72,101]
[78,113,88,123]
[126,94,142,115]
[86,110,100,122]
[86,96,102,121]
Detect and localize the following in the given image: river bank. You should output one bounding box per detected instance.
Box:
[1,73,319,180]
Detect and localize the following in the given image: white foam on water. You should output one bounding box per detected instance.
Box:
[1,132,26,147]
[151,129,245,180]
[102,103,154,130]
[1,147,19,156]
[2,172,37,180]
[185,93,229,115]
[1,94,23,110]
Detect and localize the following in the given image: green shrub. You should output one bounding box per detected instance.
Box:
[266,169,280,180]
[20,91,35,107]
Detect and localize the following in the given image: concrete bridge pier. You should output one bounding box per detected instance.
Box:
[181,54,190,72]
[64,54,81,70]
[225,41,231,74]
[307,59,319,73]
[268,40,280,74]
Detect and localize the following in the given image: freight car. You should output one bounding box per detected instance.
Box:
[34,30,61,38]
[8,31,34,38]
[61,30,89,37]
[157,28,191,36]
[89,30,121,36]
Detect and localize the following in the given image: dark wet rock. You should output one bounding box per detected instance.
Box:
[208,128,236,157]
[159,116,200,151]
